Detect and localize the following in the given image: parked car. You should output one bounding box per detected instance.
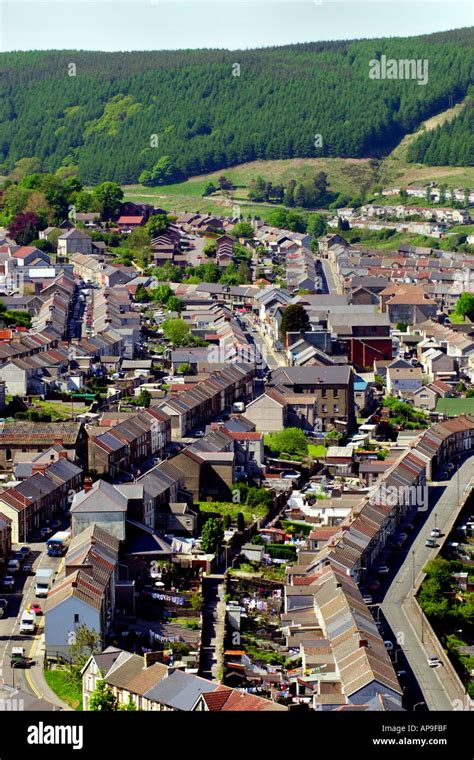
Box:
[362,594,373,605]
[427,655,441,667]
[2,576,14,590]
[27,603,42,616]
[7,560,20,574]
[431,528,441,537]
[0,599,8,617]
[194,430,204,438]
[396,670,408,680]
[369,580,381,592]
[398,533,408,542]
[377,565,390,575]
[51,520,62,531]
[384,640,394,652]
[22,564,33,575]
[39,526,51,539]
[425,538,437,548]
[19,546,30,558]
[282,470,301,479]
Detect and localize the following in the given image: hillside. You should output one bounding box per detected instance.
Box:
[407,97,474,166]
[1,27,473,185]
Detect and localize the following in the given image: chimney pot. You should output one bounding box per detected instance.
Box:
[84,477,93,493]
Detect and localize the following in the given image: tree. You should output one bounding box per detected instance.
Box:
[177,362,192,375]
[9,157,43,181]
[200,518,224,553]
[223,514,231,530]
[136,389,151,408]
[190,592,204,610]
[218,175,233,191]
[140,156,179,187]
[134,284,151,303]
[231,221,254,239]
[162,318,191,346]
[150,283,173,304]
[146,214,169,237]
[7,212,42,244]
[307,213,327,237]
[203,182,217,196]
[279,304,310,341]
[166,295,182,313]
[455,293,474,321]
[237,512,245,532]
[93,182,124,220]
[89,680,119,712]
[118,694,137,711]
[266,428,308,458]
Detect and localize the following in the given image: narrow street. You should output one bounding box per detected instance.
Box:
[198,576,225,681]
[380,456,474,711]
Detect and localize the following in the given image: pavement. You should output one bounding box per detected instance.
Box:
[240,314,285,370]
[0,541,71,710]
[380,456,474,711]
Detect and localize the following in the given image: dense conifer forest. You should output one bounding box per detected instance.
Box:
[407,96,474,166]
[0,27,472,184]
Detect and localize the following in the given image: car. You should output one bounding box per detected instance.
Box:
[430,528,441,537]
[362,595,373,605]
[427,655,441,667]
[384,640,394,652]
[22,564,33,575]
[369,580,381,592]
[377,565,390,575]
[51,520,61,531]
[398,533,408,542]
[194,430,204,438]
[0,599,8,617]
[396,670,408,680]
[27,603,42,616]
[19,546,30,558]
[39,526,51,539]
[425,538,437,548]
[406,523,415,532]
[281,470,301,479]
[2,576,14,590]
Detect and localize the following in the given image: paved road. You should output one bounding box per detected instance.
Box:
[380,456,474,711]
[320,259,342,295]
[0,541,66,707]
[199,577,225,680]
[240,314,284,370]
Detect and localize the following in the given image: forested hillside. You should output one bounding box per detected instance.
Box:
[0,27,473,184]
[407,95,474,166]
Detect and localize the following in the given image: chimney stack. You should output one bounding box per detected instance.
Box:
[58,450,68,460]
[83,477,93,493]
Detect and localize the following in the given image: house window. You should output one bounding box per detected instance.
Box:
[333,389,339,398]
[322,405,327,413]
[334,405,339,414]
[321,388,327,398]
[74,614,80,624]
[6,449,12,461]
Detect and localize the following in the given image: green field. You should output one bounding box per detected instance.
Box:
[436,398,474,416]
[43,667,83,710]
[307,444,326,458]
[197,500,267,523]
[31,400,89,420]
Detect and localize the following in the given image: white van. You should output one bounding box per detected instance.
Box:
[232,402,245,413]
[19,611,35,634]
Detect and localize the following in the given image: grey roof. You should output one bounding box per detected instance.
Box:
[71,479,128,513]
[143,669,219,709]
[269,365,352,386]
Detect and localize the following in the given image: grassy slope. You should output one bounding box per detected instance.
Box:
[122,99,474,216]
[43,668,83,710]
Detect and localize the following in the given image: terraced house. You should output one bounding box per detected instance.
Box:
[156,363,255,437]
[88,407,171,477]
[0,456,82,542]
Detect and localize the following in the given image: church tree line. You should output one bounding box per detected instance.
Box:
[0,27,473,184]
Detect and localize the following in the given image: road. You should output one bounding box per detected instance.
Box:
[240,314,285,370]
[379,455,474,711]
[0,541,65,707]
[320,258,342,295]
